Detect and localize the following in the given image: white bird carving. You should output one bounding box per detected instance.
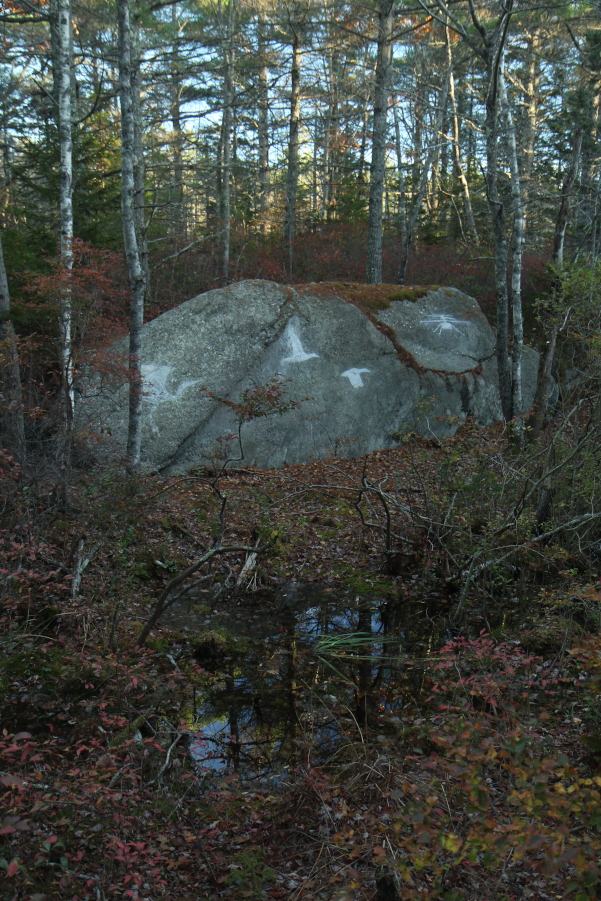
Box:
[341,368,371,388]
[420,313,467,337]
[282,324,319,364]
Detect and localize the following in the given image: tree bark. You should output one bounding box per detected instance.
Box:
[447,29,478,244]
[392,98,406,239]
[131,6,149,300]
[257,13,270,232]
[520,28,540,222]
[365,0,394,285]
[118,0,146,468]
[54,0,74,459]
[170,1,184,240]
[0,231,25,459]
[499,67,525,424]
[284,25,301,276]
[479,6,514,421]
[220,0,235,285]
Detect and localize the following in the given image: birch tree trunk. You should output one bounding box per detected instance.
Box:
[170,1,184,239]
[392,99,406,239]
[117,0,146,467]
[55,0,74,457]
[257,13,270,232]
[365,0,394,284]
[520,28,540,222]
[284,24,301,276]
[447,29,478,244]
[221,0,235,285]
[397,66,451,284]
[499,67,525,424]
[131,6,149,299]
[321,52,333,220]
[0,232,25,459]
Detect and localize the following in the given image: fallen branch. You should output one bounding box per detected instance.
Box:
[136,542,266,647]
[72,539,103,599]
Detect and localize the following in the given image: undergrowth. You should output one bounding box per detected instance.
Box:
[2,415,601,900]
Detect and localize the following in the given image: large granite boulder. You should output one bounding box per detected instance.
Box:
[76,280,543,472]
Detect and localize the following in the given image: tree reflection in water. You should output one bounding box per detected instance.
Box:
[188,582,454,783]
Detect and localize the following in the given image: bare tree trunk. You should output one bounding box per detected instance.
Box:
[392,99,406,239]
[365,0,394,285]
[321,61,333,220]
[520,28,540,221]
[397,66,451,284]
[257,13,270,232]
[118,0,146,467]
[284,25,301,276]
[527,130,583,441]
[499,67,525,424]
[131,6,149,299]
[447,29,478,244]
[481,11,513,421]
[320,44,333,220]
[221,0,235,285]
[54,0,74,465]
[0,232,25,459]
[170,1,184,239]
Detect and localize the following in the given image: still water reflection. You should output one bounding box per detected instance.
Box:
[170,582,457,783]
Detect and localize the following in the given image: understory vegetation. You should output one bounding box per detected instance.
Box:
[2,374,601,900]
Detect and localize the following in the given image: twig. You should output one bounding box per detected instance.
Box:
[148,732,184,785]
[136,542,266,647]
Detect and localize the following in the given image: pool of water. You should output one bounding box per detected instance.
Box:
[165,581,472,784]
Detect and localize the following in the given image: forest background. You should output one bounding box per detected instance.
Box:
[3,1,601,900]
[1,0,600,343]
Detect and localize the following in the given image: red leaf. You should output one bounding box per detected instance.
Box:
[7,858,20,877]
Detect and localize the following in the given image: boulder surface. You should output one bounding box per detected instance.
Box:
[76,280,541,471]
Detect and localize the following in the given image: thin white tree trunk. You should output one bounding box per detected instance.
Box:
[118,0,146,467]
[56,0,74,452]
[170,1,184,239]
[257,13,270,232]
[321,98,332,219]
[365,0,394,284]
[284,25,301,275]
[520,28,540,222]
[132,6,149,295]
[221,0,235,284]
[499,67,525,422]
[447,29,478,243]
[392,99,406,239]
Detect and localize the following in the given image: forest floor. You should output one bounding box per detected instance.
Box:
[2,422,601,901]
